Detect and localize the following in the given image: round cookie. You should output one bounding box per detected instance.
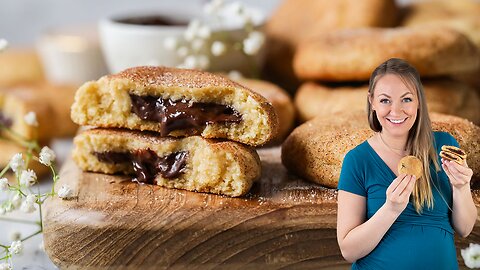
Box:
[281,111,480,188]
[293,26,480,81]
[236,78,295,143]
[398,156,423,179]
[264,0,398,91]
[294,79,480,125]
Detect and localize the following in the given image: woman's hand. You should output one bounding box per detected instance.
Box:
[385,173,416,214]
[442,159,473,191]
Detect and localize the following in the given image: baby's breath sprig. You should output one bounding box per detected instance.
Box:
[164,0,265,77]
[0,42,72,268]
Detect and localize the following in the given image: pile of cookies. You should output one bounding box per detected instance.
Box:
[0,49,79,176]
[70,66,279,197]
[264,0,480,125]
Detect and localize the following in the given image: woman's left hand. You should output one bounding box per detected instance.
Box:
[442,158,473,190]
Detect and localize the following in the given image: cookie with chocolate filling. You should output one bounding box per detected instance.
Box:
[440,145,467,164]
[71,66,278,146]
[72,128,261,197]
[398,156,423,179]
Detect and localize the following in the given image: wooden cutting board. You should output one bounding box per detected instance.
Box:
[43,147,480,269]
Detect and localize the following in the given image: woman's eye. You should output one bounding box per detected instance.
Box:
[380,99,390,104]
[403,97,412,102]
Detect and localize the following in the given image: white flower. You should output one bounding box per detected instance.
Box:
[0,178,8,191]
[11,194,22,209]
[163,37,178,50]
[0,39,8,52]
[243,31,265,56]
[9,153,25,173]
[4,202,13,212]
[39,146,56,166]
[228,70,243,80]
[229,1,245,15]
[9,231,21,241]
[25,193,37,203]
[0,262,12,270]
[23,111,38,126]
[184,19,201,41]
[58,184,73,199]
[204,0,224,15]
[10,240,23,255]
[176,46,189,58]
[462,243,480,268]
[191,39,205,52]
[0,207,5,215]
[20,198,36,213]
[211,41,226,56]
[198,25,211,39]
[20,169,37,187]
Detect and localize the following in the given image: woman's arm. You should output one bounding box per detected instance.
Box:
[337,174,416,262]
[443,159,476,238]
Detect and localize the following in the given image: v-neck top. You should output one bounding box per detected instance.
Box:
[338,131,459,270]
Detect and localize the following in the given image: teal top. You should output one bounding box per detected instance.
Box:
[338,131,459,270]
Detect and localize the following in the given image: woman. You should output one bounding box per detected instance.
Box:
[336,58,476,269]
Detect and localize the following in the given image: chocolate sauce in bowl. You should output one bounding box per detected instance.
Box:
[114,15,188,26]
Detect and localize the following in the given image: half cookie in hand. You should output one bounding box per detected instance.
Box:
[398,156,423,179]
[71,66,278,146]
[72,128,261,197]
[440,145,467,164]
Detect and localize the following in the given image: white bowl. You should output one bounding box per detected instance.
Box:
[99,9,266,75]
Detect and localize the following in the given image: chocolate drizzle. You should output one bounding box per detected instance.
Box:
[130,94,242,136]
[0,111,13,128]
[93,150,188,184]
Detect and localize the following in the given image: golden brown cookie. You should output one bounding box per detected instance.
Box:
[0,83,78,141]
[398,156,423,179]
[0,49,44,87]
[440,145,467,165]
[73,128,261,197]
[294,79,480,125]
[235,78,295,143]
[71,66,278,146]
[264,0,398,91]
[293,26,479,81]
[281,111,480,188]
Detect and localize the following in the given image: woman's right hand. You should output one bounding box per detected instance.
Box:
[385,173,416,214]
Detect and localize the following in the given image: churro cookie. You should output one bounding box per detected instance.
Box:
[236,78,294,143]
[71,66,278,146]
[282,111,480,188]
[0,83,78,140]
[73,128,261,197]
[440,145,467,165]
[294,79,480,124]
[398,156,423,179]
[294,26,479,81]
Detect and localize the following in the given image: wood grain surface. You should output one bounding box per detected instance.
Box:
[43,147,480,269]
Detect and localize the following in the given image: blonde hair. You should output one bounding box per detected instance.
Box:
[367,58,440,214]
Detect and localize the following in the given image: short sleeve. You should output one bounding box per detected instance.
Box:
[435,131,460,149]
[337,150,366,197]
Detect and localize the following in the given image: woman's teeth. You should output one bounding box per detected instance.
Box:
[388,118,406,124]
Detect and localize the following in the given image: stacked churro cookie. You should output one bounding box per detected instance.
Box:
[71,66,279,197]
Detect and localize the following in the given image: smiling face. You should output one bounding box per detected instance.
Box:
[369,74,419,138]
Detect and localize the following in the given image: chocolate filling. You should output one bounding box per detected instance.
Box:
[0,111,13,128]
[445,147,465,156]
[130,94,242,136]
[94,149,188,184]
